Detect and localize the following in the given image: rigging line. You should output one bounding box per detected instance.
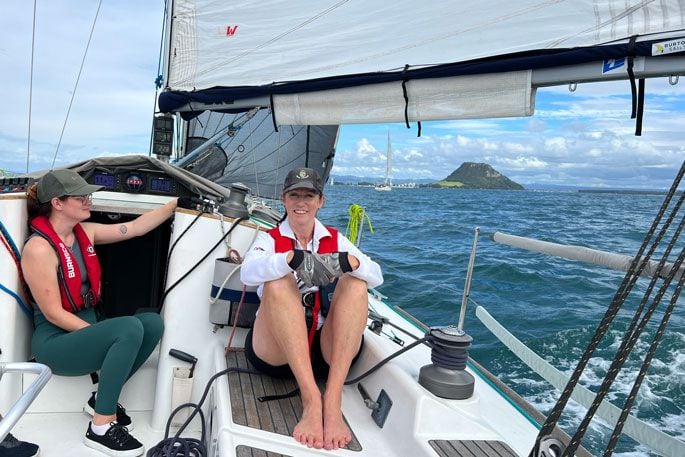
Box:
[603,249,685,457]
[147,0,170,156]
[224,129,309,184]
[530,161,685,456]
[239,126,306,168]
[26,0,37,173]
[564,210,685,457]
[222,118,297,156]
[175,0,352,87]
[50,0,103,169]
[217,111,270,151]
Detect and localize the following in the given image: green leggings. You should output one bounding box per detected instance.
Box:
[32,308,163,416]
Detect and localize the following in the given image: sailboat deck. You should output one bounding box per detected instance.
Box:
[429,439,517,457]
[226,350,362,453]
[226,350,521,457]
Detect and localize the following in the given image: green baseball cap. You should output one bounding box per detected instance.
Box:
[37,169,103,203]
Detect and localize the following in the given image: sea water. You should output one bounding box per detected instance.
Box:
[318,186,684,457]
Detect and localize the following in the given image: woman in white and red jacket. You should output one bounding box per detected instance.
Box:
[241,167,383,452]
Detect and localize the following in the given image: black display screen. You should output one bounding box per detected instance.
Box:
[150,177,173,193]
[93,172,116,188]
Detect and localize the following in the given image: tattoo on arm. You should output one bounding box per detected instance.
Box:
[119,225,128,235]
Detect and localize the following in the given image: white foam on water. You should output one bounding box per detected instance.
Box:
[506,326,684,456]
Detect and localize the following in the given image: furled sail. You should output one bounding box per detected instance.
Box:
[177,110,338,200]
[159,0,685,124]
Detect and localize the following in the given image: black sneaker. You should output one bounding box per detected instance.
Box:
[84,391,134,430]
[0,432,40,457]
[83,422,143,457]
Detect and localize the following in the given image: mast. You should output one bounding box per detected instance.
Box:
[386,131,392,186]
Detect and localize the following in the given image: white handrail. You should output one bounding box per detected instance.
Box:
[475,305,685,457]
[0,362,52,442]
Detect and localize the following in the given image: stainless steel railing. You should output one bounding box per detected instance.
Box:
[0,362,52,442]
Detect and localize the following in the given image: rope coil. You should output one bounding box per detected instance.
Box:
[345,204,373,245]
[427,332,470,371]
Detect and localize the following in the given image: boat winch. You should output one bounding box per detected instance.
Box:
[219,183,249,218]
[419,326,475,400]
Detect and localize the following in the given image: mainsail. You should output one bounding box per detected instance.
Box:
[159,0,685,125]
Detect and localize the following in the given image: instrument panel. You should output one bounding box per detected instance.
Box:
[0,169,190,198]
[0,177,34,194]
[89,170,180,196]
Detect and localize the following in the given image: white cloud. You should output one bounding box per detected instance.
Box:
[0,1,163,173]
[356,138,378,156]
[497,156,548,170]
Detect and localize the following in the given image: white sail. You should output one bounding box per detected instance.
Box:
[160,0,685,124]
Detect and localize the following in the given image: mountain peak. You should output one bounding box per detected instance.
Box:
[436,162,524,189]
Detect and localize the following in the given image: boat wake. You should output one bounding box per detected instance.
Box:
[501,327,685,457]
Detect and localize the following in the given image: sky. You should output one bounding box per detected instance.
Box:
[1,1,684,189]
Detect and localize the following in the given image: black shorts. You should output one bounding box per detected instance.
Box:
[244,328,364,380]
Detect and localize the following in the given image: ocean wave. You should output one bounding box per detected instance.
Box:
[321,186,684,456]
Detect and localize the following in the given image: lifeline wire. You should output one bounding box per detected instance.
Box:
[161,217,247,304]
[159,209,206,309]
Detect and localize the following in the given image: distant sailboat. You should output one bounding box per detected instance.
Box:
[375,132,392,191]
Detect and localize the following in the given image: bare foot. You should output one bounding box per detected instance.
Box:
[323,403,352,450]
[293,397,324,448]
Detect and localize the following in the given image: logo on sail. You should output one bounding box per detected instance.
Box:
[225,25,239,37]
[652,39,685,55]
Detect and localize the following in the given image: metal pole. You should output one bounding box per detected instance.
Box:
[0,363,52,442]
[458,227,479,331]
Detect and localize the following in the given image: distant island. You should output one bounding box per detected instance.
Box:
[430,162,524,190]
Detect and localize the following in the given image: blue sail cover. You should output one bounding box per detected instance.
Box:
[159,0,685,122]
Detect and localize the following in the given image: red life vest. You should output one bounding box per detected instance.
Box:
[29,215,101,313]
[269,225,338,348]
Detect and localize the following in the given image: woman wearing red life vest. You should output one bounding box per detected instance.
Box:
[241,167,383,451]
[21,169,177,457]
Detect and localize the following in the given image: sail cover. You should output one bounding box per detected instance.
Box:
[179,110,338,200]
[159,0,685,123]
